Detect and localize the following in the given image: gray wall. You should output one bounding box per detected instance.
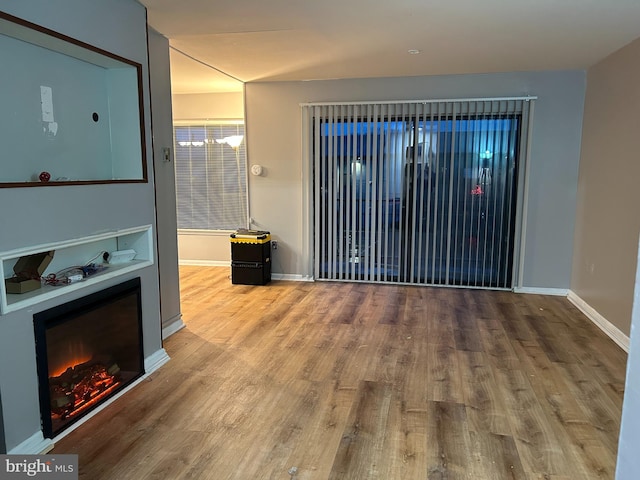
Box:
[172,92,244,121]
[571,37,640,336]
[147,27,182,332]
[0,0,163,452]
[244,71,586,286]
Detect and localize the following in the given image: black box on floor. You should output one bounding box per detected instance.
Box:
[230,230,271,285]
[231,240,271,263]
[231,261,271,285]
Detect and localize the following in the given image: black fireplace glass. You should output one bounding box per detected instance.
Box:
[33,278,144,438]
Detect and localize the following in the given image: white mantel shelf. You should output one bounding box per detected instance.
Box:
[0,225,154,315]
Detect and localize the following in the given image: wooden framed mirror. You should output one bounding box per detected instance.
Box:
[0,11,147,187]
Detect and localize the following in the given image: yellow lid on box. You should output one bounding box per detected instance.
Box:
[230,230,271,244]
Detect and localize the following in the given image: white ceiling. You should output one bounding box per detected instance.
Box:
[141,0,640,94]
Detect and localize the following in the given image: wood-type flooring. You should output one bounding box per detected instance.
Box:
[52,266,628,479]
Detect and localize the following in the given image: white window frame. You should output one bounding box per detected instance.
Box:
[173,119,249,232]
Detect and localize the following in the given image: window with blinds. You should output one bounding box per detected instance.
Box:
[174,122,248,231]
[303,98,534,289]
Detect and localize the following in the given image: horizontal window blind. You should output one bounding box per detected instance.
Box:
[304,98,534,289]
[174,123,247,231]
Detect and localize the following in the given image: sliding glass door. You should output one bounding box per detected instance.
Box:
[307,99,533,289]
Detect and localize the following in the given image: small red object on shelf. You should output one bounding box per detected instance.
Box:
[39,171,51,182]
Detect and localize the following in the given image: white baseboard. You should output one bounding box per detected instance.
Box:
[178,260,229,267]
[514,287,569,296]
[8,431,54,455]
[176,263,313,282]
[567,290,630,352]
[162,314,185,339]
[144,348,171,373]
[271,273,314,282]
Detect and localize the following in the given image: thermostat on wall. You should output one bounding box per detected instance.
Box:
[107,249,137,264]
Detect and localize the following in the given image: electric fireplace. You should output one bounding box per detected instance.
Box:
[33,278,144,438]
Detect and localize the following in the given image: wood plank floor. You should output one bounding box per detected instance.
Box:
[52,266,628,479]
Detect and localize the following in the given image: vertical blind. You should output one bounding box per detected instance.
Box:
[174,123,247,230]
[303,98,534,289]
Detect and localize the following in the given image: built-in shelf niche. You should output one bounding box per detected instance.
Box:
[0,11,147,187]
[0,225,154,315]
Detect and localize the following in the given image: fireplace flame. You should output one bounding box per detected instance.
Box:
[49,355,93,378]
[49,340,93,378]
[49,358,122,422]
